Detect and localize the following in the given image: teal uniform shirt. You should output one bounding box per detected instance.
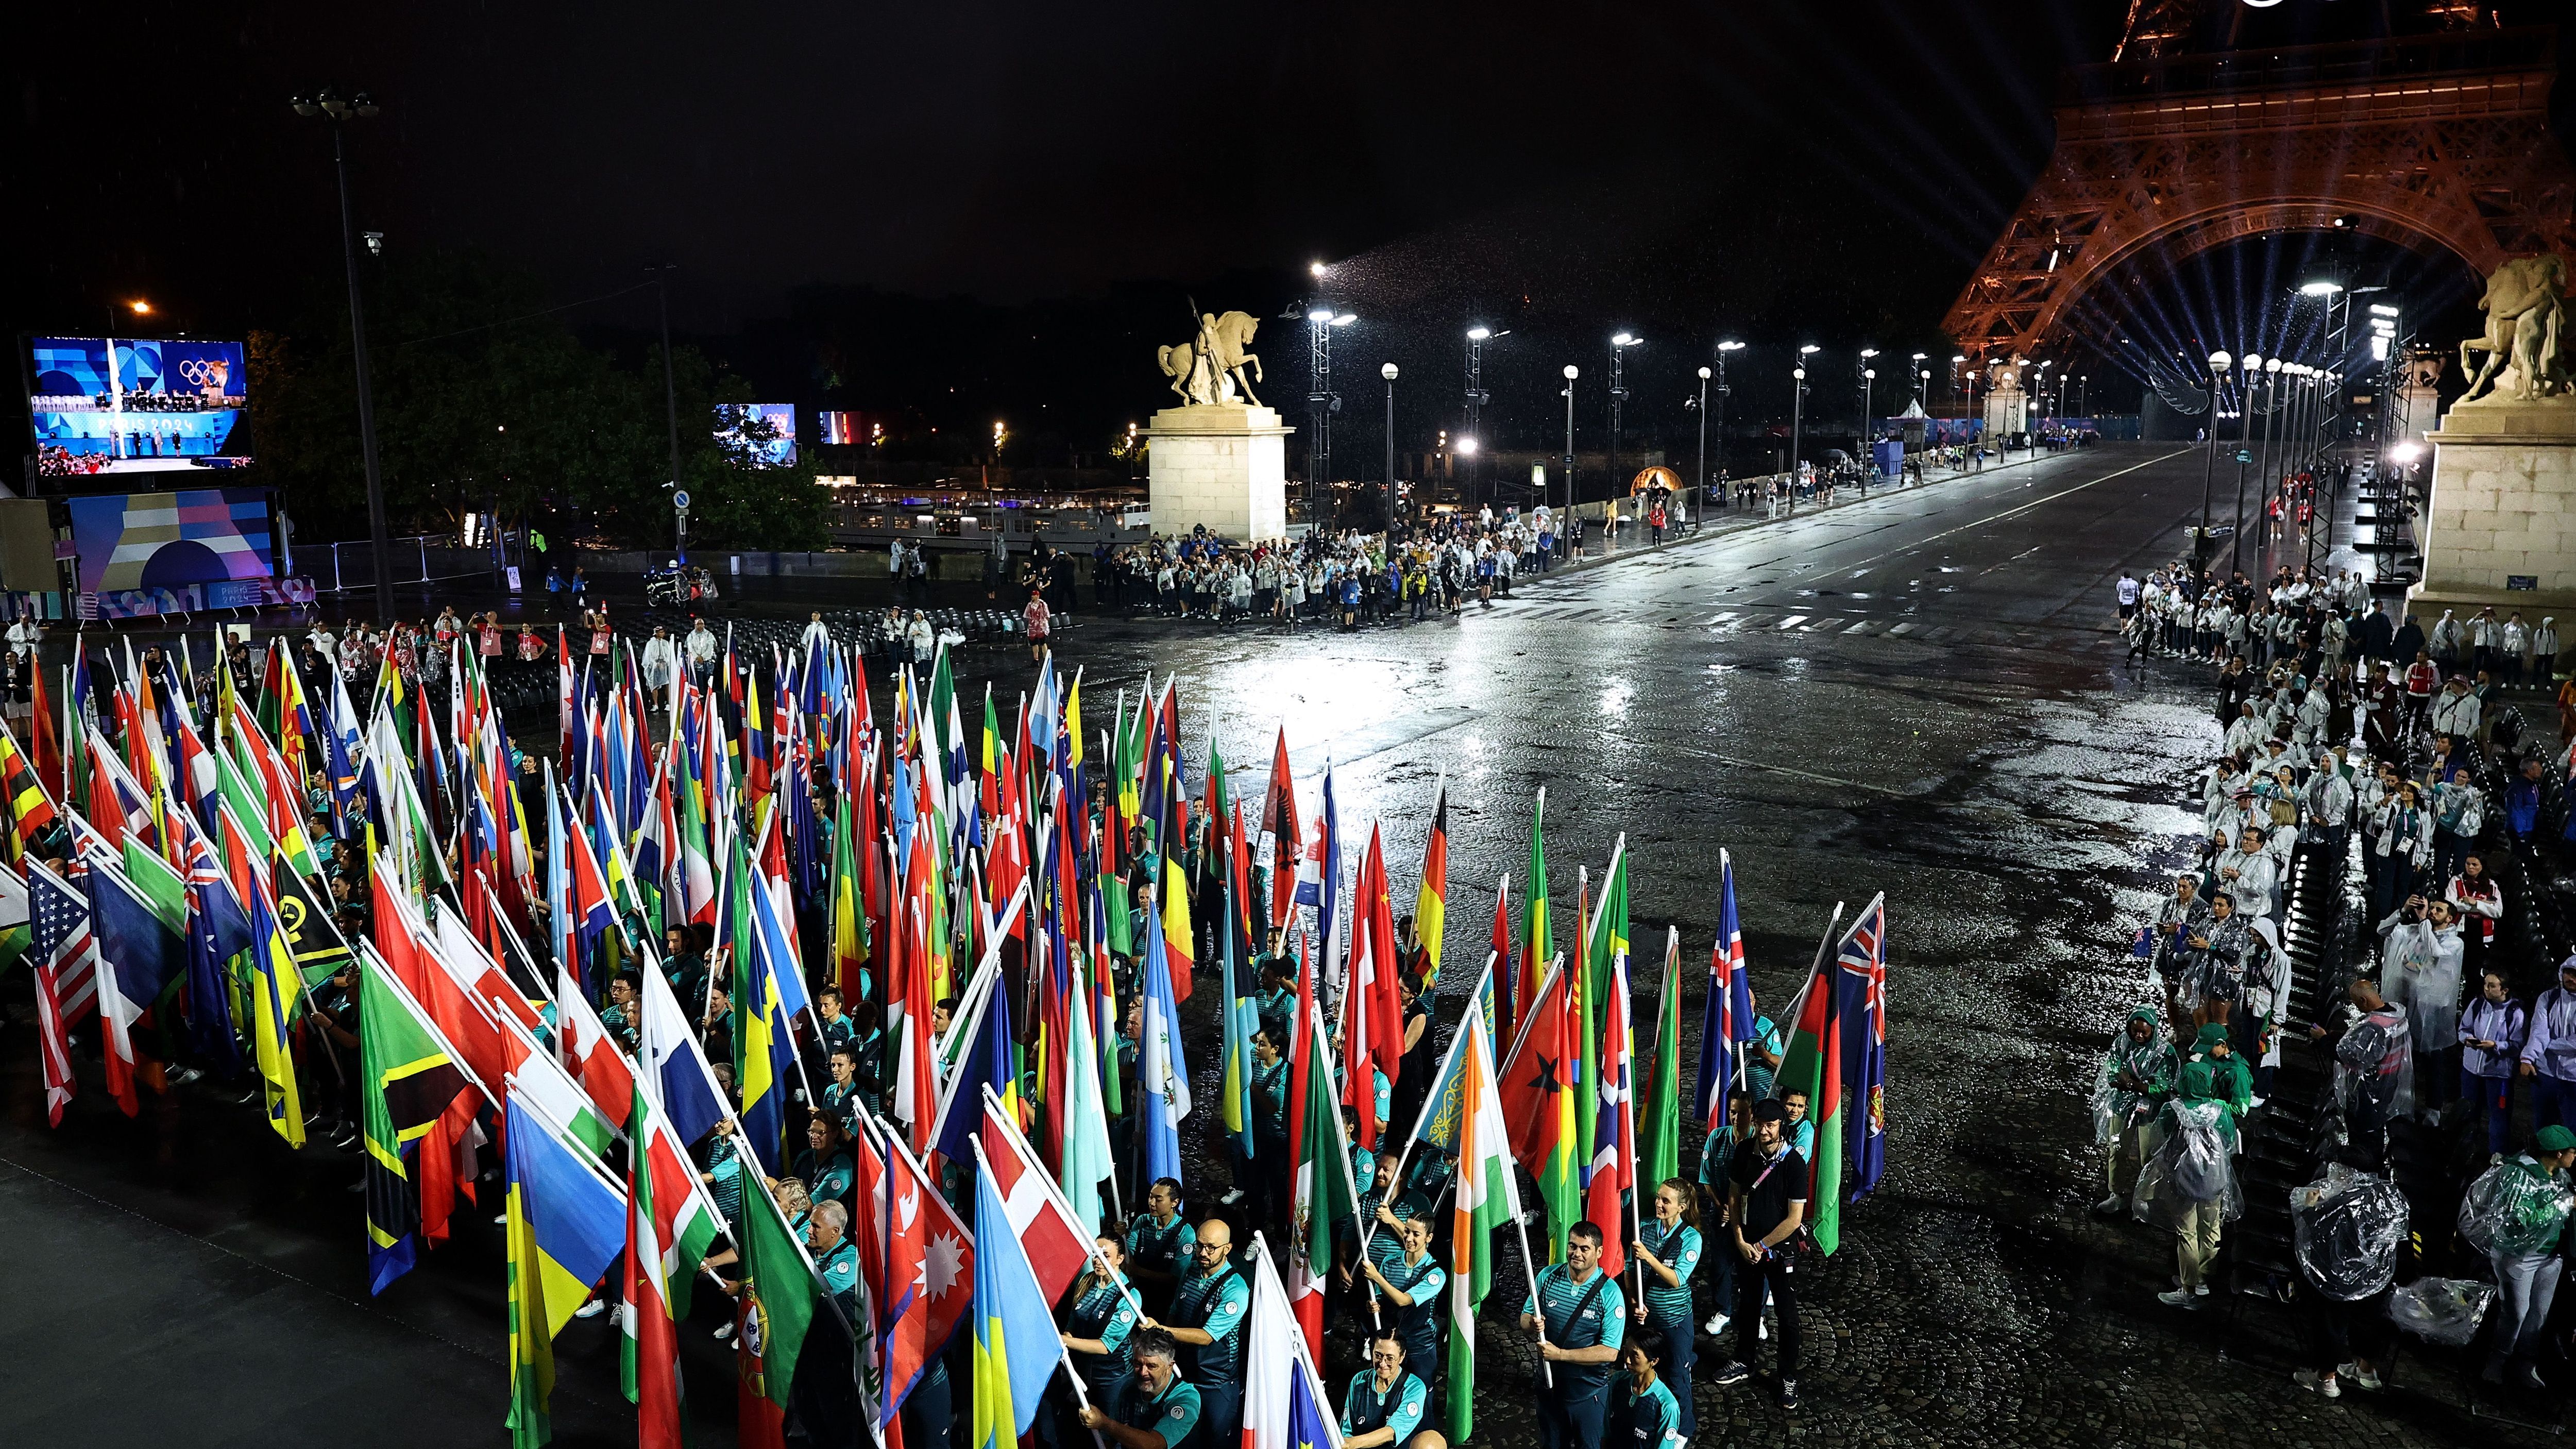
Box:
[1375,1248,1446,1354]
[1255,986,1295,1051]
[798,1149,855,1208]
[1371,1068,1391,1129]
[1361,1193,1429,1279]
[1522,1263,1626,1393]
[1746,1016,1782,1101]
[1252,1058,1290,1138]
[1613,1375,1686,1449]
[820,1080,863,1134]
[706,1133,745,1226]
[1168,1261,1251,1383]
[1108,1371,1201,1449]
[1341,1370,1428,1443]
[1635,1219,1701,1327]
[1124,1212,1196,1284]
[1698,1126,1740,1200]
[1065,1270,1140,1395]
[817,1237,860,1317]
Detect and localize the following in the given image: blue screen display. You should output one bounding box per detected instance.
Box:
[28,336,253,476]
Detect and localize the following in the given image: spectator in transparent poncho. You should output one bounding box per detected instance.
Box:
[2308,975,2414,1169]
[2459,1124,2576,1392]
[2138,1024,2250,1309]
[2092,1006,2176,1217]
[2287,1159,2406,1399]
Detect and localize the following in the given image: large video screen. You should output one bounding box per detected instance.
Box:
[28,336,253,476]
[67,487,276,597]
[715,402,798,467]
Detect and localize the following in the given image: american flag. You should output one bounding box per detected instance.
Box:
[30,858,95,1125]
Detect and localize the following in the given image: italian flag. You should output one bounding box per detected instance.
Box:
[1284,957,1357,1360]
[620,1082,723,1446]
[1441,985,1523,1444]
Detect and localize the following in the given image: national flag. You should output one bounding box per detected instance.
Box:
[1487,874,1512,1050]
[30,860,96,1125]
[1497,958,1578,1255]
[244,860,308,1148]
[1059,938,1116,1234]
[1582,949,1633,1278]
[91,857,183,1117]
[1517,787,1549,1074]
[360,945,480,1294]
[504,1093,630,1449]
[967,1136,1062,1449]
[0,718,59,856]
[976,1084,1092,1298]
[1693,850,1758,1127]
[1284,972,1356,1361]
[617,1083,725,1441]
[1160,853,1195,1002]
[1243,1230,1344,1449]
[927,909,1022,1166]
[871,1121,976,1426]
[731,1131,823,1449]
[1137,891,1191,1187]
[1432,983,1523,1444]
[1409,778,1448,989]
[1640,926,1685,1190]
[1257,727,1300,930]
[556,956,637,1131]
[1773,906,1851,1256]
[1838,892,1890,1201]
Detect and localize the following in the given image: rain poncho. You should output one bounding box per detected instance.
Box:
[2291,1166,2406,1301]
[2133,1098,2243,1227]
[2458,1154,2576,1259]
[2378,912,2464,1055]
[2389,1277,2500,1347]
[2092,1007,2177,1145]
[2172,1023,2252,1135]
[2243,917,2287,1024]
[2333,1005,2416,1121]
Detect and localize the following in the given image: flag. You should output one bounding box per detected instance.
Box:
[1160,853,1195,1002]
[1497,959,1578,1255]
[1774,907,1851,1256]
[968,1137,1062,1449]
[0,719,59,857]
[29,860,92,1125]
[1578,840,1630,1177]
[1838,894,1890,1201]
[1693,850,1758,1127]
[505,1093,630,1449]
[928,924,1021,1166]
[1517,788,1549,1073]
[1487,874,1512,1050]
[360,946,479,1294]
[245,863,308,1148]
[1582,950,1633,1278]
[1243,1231,1344,1449]
[1641,926,1685,1190]
[733,1138,820,1449]
[1284,978,1355,1361]
[1137,894,1192,1187]
[556,956,637,1132]
[872,1122,976,1425]
[1257,727,1300,929]
[1059,942,1116,1233]
[91,857,183,1117]
[1435,985,1522,1444]
[1410,779,1448,989]
[976,1085,1094,1298]
[637,955,728,1150]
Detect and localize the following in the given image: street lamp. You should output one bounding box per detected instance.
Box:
[649,265,685,561]
[2198,349,2231,575]
[2258,355,2284,547]
[2230,352,2263,574]
[1561,365,1580,519]
[292,87,394,622]
[1464,326,1506,510]
[1293,301,1354,521]
[1790,355,1814,489]
[1692,366,1712,515]
[1381,362,1400,534]
[1609,333,1640,495]
[1714,341,1744,489]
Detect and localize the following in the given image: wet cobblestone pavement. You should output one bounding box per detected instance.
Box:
[3,445,2553,1445]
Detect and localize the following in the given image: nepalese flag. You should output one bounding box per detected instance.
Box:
[1837,892,1890,1201]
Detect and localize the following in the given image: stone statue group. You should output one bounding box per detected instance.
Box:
[1157,309,1264,408]
[2461,254,2573,403]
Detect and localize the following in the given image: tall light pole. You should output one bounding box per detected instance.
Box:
[2230,353,2262,575]
[2198,350,2231,577]
[650,265,686,562]
[1381,362,1400,534]
[1692,366,1711,512]
[1465,326,1504,510]
[2257,356,2284,541]
[1858,348,1879,475]
[1560,365,1580,519]
[1608,333,1640,496]
[1715,341,1743,491]
[293,88,393,622]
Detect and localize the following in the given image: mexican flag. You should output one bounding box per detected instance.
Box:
[1773,907,1850,1256]
[1284,966,1357,1360]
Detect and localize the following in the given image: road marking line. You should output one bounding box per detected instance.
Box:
[1776,615,1807,629]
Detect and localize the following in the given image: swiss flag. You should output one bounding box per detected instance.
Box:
[976,1084,1090,1300]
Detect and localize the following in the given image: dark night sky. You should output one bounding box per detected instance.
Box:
[14,1,2575,458]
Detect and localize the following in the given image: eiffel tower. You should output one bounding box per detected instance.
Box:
[1943,5,2576,363]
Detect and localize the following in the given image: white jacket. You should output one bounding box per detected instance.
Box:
[2429,689,2481,739]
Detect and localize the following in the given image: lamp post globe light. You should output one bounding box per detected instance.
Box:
[291,87,395,622]
[1713,341,1744,497]
[1609,333,1639,497]
[1693,365,1713,515]
[1560,365,1580,519]
[2230,352,2264,574]
[2198,349,2231,574]
[1381,362,1400,534]
[2259,355,2285,544]
[1790,357,1812,491]
[1463,326,1505,511]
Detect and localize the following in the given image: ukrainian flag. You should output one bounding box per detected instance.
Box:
[970,1140,1063,1449]
[505,1094,628,1449]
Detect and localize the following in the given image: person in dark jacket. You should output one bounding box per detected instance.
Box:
[2360,602,2395,663]
[2392,614,2427,670]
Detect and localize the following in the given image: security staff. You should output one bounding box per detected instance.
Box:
[1081,1327,1202,1449]
[1518,1220,1626,1449]
[1342,1329,1447,1449]
[1356,1216,1446,1388]
[1124,1178,1195,1313]
[1146,1219,1249,1447]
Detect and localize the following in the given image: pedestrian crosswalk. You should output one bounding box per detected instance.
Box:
[1476,594,2117,654]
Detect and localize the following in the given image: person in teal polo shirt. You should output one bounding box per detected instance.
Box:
[1145,1220,1249,1448]
[1519,1220,1625,1449]
[1608,1337,1687,1449]
[1081,1327,1201,1449]
[792,1114,855,1211]
[1342,1329,1446,1449]
[807,1200,859,1320]
[1628,1178,1703,1439]
[1124,1178,1195,1314]
[1061,1236,1142,1399]
[1357,1215,1446,1388]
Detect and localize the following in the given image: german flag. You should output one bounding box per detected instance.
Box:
[1411,780,1449,989]
[0,721,59,857]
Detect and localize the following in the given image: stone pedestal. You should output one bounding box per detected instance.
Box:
[1984,380,2028,442]
[1147,404,1292,541]
[2409,396,2576,618]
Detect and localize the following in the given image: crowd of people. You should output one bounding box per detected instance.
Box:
[2098,548,2576,1401]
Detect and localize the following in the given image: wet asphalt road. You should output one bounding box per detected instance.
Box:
[1,443,2525,1447]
